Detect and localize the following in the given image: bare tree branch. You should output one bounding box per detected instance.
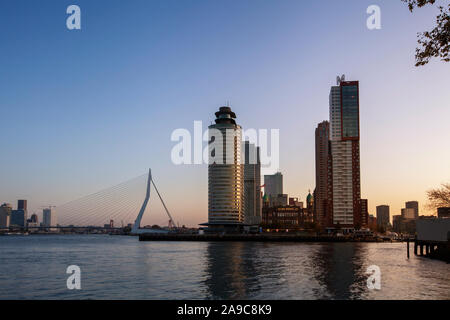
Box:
[401,1,450,66]
[426,183,450,210]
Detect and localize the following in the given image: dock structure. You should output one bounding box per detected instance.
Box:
[414,240,450,262]
[414,218,450,262]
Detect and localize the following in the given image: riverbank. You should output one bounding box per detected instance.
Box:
[139,233,396,242]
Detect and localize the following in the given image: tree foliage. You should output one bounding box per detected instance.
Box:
[426,183,450,210]
[402,0,450,66]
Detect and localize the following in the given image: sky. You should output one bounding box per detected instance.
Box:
[1,0,449,227]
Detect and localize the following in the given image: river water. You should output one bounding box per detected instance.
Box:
[0,234,448,299]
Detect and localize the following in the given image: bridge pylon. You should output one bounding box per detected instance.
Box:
[131,169,176,235]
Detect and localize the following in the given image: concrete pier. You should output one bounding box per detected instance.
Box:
[414,239,450,263]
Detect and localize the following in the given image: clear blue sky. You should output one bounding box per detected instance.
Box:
[1,0,449,226]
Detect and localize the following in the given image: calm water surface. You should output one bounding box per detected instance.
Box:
[0,234,449,299]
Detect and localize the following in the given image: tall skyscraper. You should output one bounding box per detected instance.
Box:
[17,200,27,211]
[329,76,362,229]
[43,208,57,228]
[244,141,262,225]
[315,120,330,226]
[206,106,244,232]
[376,205,390,228]
[405,201,419,219]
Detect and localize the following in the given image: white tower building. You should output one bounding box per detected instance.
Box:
[206,106,245,232]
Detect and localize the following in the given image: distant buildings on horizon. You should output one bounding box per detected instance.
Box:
[0,200,58,231]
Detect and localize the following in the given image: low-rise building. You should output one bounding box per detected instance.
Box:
[437,207,450,218]
[262,205,313,231]
[393,214,416,235]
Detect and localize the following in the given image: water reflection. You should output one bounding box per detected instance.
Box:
[204,242,259,299]
[203,242,373,299]
[311,243,368,299]
[1,236,449,299]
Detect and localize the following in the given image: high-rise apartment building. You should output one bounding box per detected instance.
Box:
[206,106,245,232]
[328,76,362,229]
[244,141,262,225]
[376,205,390,228]
[315,120,330,226]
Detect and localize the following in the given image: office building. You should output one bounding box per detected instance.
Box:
[0,203,12,229]
[17,199,27,211]
[11,209,26,227]
[244,141,262,225]
[368,214,377,232]
[393,214,416,235]
[264,172,283,198]
[376,205,390,229]
[437,207,450,218]
[405,201,419,219]
[401,208,416,220]
[205,106,244,232]
[43,207,57,228]
[328,76,362,230]
[315,120,330,227]
[264,172,286,207]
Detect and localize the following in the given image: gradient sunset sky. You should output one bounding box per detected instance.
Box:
[1,0,449,226]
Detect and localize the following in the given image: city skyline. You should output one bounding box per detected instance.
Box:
[1,0,449,227]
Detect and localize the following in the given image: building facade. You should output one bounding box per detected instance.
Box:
[405,201,419,219]
[244,141,262,225]
[437,207,450,218]
[376,205,390,229]
[17,199,27,211]
[0,203,12,229]
[262,205,313,231]
[10,209,26,228]
[315,120,330,227]
[207,106,245,231]
[328,76,362,230]
[43,208,57,228]
[402,208,416,220]
[264,172,283,197]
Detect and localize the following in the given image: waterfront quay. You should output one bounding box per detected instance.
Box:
[139,233,392,242]
[414,239,450,262]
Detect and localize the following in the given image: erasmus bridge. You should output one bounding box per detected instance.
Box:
[31,169,177,233]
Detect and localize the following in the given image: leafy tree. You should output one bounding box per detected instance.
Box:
[401,0,450,66]
[426,183,450,209]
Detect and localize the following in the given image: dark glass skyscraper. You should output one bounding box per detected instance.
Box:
[315,120,330,227]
